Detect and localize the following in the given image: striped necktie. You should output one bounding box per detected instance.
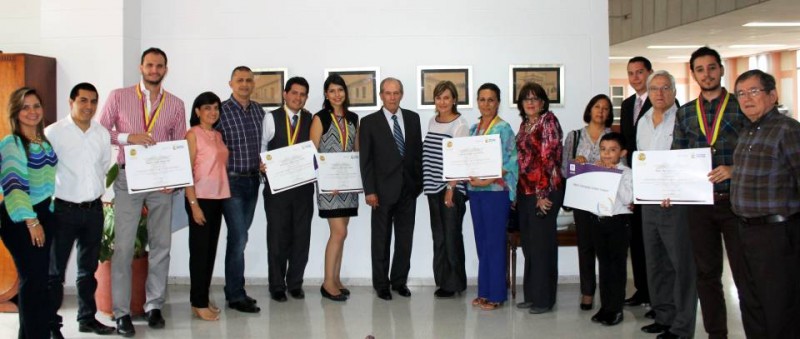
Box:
[634,97,643,119]
[392,115,405,157]
[291,114,298,129]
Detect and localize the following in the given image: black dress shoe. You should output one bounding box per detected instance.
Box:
[657,330,688,339]
[321,286,347,301]
[245,295,258,304]
[392,285,411,297]
[641,322,671,334]
[516,301,534,309]
[289,288,305,299]
[228,299,261,313]
[78,318,115,334]
[591,309,607,323]
[271,291,288,302]
[580,302,593,310]
[376,289,392,300]
[115,315,135,337]
[50,327,65,339]
[434,288,456,299]
[624,296,644,306]
[529,306,553,314]
[600,311,624,326]
[145,309,165,329]
[340,288,351,296]
[645,309,656,319]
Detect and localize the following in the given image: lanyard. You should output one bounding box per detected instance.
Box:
[135,85,166,133]
[695,91,730,146]
[330,113,349,151]
[285,112,301,146]
[474,115,499,136]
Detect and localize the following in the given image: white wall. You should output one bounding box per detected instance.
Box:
[0,0,609,286]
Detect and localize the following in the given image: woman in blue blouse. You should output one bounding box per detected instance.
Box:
[467,83,518,310]
[0,87,58,339]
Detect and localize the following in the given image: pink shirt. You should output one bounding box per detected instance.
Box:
[189,126,231,199]
[99,84,187,164]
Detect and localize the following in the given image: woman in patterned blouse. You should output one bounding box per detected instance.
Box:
[514,82,564,314]
[0,87,59,339]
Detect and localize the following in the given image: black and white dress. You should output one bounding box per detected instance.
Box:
[315,109,359,218]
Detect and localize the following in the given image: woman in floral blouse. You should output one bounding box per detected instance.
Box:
[514,82,564,315]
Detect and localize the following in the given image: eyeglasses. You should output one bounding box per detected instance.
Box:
[521,97,542,104]
[735,88,769,99]
[648,86,673,93]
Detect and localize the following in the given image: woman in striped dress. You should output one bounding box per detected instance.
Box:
[422,80,470,298]
[309,74,359,302]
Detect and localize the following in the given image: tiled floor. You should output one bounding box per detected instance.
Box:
[0,279,744,338]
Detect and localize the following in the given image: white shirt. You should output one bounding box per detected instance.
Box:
[383,107,405,139]
[596,163,633,216]
[636,103,677,151]
[44,115,112,203]
[118,80,164,145]
[260,105,301,152]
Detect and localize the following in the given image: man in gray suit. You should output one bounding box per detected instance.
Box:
[359,77,423,300]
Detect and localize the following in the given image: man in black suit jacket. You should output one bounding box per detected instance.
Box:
[359,77,423,300]
[619,56,653,310]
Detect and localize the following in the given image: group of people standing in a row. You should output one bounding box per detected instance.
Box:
[0,45,797,339]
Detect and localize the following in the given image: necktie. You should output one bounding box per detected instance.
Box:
[392,115,405,157]
[291,114,298,129]
[634,97,643,119]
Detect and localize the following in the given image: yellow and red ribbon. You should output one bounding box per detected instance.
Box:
[135,85,166,133]
[695,91,730,146]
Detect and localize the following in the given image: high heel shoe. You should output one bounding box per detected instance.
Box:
[321,286,347,302]
[339,288,351,296]
[192,307,220,321]
[580,295,594,310]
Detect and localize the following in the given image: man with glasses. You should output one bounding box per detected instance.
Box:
[671,47,747,339]
[731,69,800,339]
[637,70,697,339]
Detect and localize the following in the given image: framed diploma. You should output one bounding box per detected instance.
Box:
[441,134,502,180]
[123,140,194,194]
[632,148,713,205]
[564,162,623,216]
[315,152,363,193]
[261,141,318,194]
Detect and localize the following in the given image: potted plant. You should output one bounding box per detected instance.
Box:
[95,163,149,317]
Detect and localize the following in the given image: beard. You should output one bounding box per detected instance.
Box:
[699,81,721,92]
[142,73,164,86]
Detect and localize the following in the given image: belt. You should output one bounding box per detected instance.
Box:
[228,171,261,177]
[55,198,102,209]
[740,213,800,225]
[714,192,730,202]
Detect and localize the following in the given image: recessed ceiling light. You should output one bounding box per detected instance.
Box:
[647,45,703,49]
[729,44,787,48]
[609,56,633,60]
[743,22,800,27]
[667,56,690,60]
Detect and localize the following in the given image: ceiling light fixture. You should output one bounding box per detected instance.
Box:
[647,45,703,49]
[609,56,634,60]
[729,44,787,49]
[743,22,800,27]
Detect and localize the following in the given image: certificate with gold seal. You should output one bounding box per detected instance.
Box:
[123,140,194,194]
[442,134,502,180]
[315,152,363,193]
[261,141,318,194]
[632,148,713,205]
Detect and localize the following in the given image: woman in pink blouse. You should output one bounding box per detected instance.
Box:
[184,92,230,321]
[514,82,564,314]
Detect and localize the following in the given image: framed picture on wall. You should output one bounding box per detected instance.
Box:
[417,66,473,109]
[323,67,380,111]
[509,65,564,107]
[252,68,287,110]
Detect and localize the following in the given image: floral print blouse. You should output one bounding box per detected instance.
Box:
[516,111,563,199]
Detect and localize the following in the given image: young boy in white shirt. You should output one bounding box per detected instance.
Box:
[589,132,633,326]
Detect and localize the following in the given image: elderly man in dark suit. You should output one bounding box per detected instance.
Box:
[619,56,653,313]
[359,77,423,300]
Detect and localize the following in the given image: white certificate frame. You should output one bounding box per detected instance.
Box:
[417,65,473,110]
[323,67,381,111]
[564,162,623,216]
[123,140,194,194]
[632,148,714,205]
[441,134,502,180]
[261,141,318,194]
[315,152,363,193]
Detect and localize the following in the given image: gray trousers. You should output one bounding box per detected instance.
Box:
[641,205,697,337]
[112,169,173,317]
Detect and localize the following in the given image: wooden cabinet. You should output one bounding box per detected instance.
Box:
[0,53,57,138]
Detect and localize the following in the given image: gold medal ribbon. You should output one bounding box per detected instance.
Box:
[135,85,166,133]
[285,112,301,146]
[330,113,349,151]
[475,115,499,136]
[695,91,730,146]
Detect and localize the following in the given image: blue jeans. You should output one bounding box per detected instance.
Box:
[222,175,260,302]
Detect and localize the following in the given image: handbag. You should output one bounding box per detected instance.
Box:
[562,129,581,212]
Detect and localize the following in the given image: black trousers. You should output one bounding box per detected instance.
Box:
[185,198,224,308]
[591,214,630,313]
[263,184,314,293]
[737,217,800,339]
[0,199,54,339]
[628,204,650,302]
[686,201,746,339]
[518,188,563,308]
[371,191,417,291]
[573,209,596,297]
[426,190,467,293]
[47,199,102,328]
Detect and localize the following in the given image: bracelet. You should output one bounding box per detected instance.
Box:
[26,221,40,228]
[189,200,197,205]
